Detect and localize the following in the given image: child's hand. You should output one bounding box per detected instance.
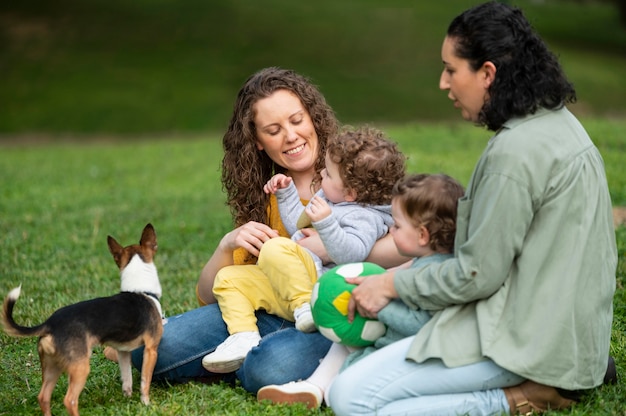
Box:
[264,174,292,194]
[305,195,332,222]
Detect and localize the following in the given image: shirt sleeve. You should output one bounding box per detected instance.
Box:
[315,208,388,265]
[275,182,306,236]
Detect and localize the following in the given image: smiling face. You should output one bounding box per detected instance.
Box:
[439,36,493,123]
[253,89,320,180]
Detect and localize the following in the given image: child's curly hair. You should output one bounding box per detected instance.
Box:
[327,126,406,205]
[392,174,465,253]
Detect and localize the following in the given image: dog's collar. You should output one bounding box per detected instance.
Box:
[141,292,165,321]
[142,292,160,301]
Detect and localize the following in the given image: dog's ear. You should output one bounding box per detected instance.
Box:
[140,223,158,252]
[107,235,124,265]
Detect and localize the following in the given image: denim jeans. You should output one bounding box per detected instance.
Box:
[328,336,525,416]
[131,303,332,393]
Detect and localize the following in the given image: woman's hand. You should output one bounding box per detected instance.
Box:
[346,271,398,320]
[296,228,331,263]
[221,221,280,257]
[197,221,279,305]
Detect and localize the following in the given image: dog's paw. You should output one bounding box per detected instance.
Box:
[141,395,150,406]
[123,386,132,397]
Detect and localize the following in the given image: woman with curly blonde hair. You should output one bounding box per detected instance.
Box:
[202,126,406,373]
[197,66,339,303]
[125,67,406,394]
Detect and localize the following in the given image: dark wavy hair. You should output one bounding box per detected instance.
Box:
[327,126,406,205]
[392,174,465,253]
[447,1,576,131]
[222,67,339,227]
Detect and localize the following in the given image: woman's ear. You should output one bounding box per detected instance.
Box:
[482,61,497,89]
[255,141,264,151]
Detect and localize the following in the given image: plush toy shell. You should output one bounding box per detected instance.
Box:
[311,262,387,347]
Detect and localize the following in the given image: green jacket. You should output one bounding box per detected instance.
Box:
[395,107,617,390]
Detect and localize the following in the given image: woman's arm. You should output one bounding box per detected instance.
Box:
[366,234,410,268]
[196,222,279,305]
[297,230,409,268]
[295,228,330,263]
[197,247,234,305]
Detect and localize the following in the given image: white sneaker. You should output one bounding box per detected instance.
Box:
[257,380,323,409]
[294,303,316,333]
[201,331,261,373]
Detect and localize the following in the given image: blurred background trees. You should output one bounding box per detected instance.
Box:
[1,0,625,138]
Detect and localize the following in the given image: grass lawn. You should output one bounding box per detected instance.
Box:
[1,119,625,415]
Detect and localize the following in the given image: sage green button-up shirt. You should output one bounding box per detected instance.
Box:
[395,107,617,390]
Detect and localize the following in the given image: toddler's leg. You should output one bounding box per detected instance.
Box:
[204,264,286,372]
[258,237,319,332]
[257,342,350,408]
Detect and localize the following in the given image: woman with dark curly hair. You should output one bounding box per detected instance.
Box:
[122,67,406,393]
[328,2,617,415]
[202,125,406,373]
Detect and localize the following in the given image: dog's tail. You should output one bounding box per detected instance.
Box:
[2,286,47,337]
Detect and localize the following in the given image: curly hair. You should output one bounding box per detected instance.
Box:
[447,1,576,131]
[327,126,406,206]
[392,174,465,253]
[221,67,338,227]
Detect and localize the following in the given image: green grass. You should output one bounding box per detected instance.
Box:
[1,119,626,415]
[1,0,625,135]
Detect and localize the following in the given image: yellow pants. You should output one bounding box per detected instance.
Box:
[213,237,318,334]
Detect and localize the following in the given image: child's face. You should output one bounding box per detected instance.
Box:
[320,153,355,204]
[390,198,432,258]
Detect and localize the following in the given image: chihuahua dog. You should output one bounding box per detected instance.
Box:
[1,223,164,416]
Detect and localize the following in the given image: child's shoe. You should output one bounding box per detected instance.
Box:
[201,331,261,373]
[257,380,323,409]
[294,303,316,332]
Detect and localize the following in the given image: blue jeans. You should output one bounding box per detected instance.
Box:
[131,303,332,393]
[328,336,525,416]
